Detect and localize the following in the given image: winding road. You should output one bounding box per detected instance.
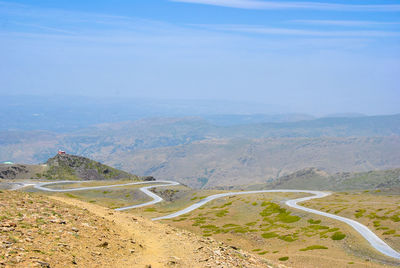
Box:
[31,180,400,260]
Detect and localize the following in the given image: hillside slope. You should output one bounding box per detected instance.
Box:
[43,153,140,181]
[1,114,400,165]
[246,168,400,191]
[108,136,400,188]
[0,164,46,180]
[0,154,143,181]
[0,190,274,267]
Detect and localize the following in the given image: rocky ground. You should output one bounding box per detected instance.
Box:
[0,190,280,267]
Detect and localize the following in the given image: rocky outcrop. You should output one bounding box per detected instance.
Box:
[44,154,139,181]
[0,165,29,180]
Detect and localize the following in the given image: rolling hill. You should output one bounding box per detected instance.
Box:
[245,168,400,191]
[0,153,141,181]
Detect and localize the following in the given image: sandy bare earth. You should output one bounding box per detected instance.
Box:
[0,190,280,267]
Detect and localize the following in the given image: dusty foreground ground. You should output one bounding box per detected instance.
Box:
[0,191,279,268]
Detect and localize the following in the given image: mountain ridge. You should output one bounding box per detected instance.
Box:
[244,167,400,191]
[0,153,147,181]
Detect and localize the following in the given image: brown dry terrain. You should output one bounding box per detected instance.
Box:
[136,192,400,268]
[105,136,400,188]
[0,165,46,181]
[20,181,400,267]
[303,191,400,252]
[0,190,277,268]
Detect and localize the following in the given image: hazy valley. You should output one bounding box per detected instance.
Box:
[1,113,399,188]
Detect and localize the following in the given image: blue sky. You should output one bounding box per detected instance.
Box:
[0,0,399,115]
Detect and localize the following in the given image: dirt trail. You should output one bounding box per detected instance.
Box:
[50,196,276,268]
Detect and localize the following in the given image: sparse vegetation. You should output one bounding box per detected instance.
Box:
[307,219,321,224]
[382,230,396,235]
[261,232,278,239]
[331,232,346,240]
[300,245,328,251]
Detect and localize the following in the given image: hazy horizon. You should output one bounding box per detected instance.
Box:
[1,0,399,115]
[1,94,399,118]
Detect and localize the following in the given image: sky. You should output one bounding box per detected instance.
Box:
[0,0,399,115]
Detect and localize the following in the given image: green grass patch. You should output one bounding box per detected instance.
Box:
[261,232,278,239]
[222,223,239,228]
[279,234,297,242]
[376,227,389,230]
[334,208,345,214]
[382,230,396,235]
[172,217,187,222]
[215,209,228,217]
[220,202,233,208]
[308,225,329,230]
[200,224,219,231]
[260,202,300,223]
[373,220,381,227]
[354,209,366,218]
[327,228,339,232]
[230,226,252,233]
[277,213,300,223]
[278,256,289,261]
[331,232,346,240]
[300,245,328,251]
[64,193,77,198]
[391,215,400,222]
[307,219,321,224]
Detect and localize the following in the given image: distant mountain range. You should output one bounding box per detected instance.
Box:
[1,113,399,188]
[1,95,293,132]
[0,95,390,132]
[245,168,400,191]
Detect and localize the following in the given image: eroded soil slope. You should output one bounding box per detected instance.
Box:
[0,190,275,267]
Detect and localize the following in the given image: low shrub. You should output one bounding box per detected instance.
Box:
[331,232,346,240]
[300,245,328,251]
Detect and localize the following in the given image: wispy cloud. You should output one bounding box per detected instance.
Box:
[10,22,77,35]
[292,20,400,27]
[171,0,400,11]
[193,24,400,37]
[0,1,181,39]
[1,0,398,54]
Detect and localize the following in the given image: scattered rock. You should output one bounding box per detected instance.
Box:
[97,241,109,248]
[36,261,51,267]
